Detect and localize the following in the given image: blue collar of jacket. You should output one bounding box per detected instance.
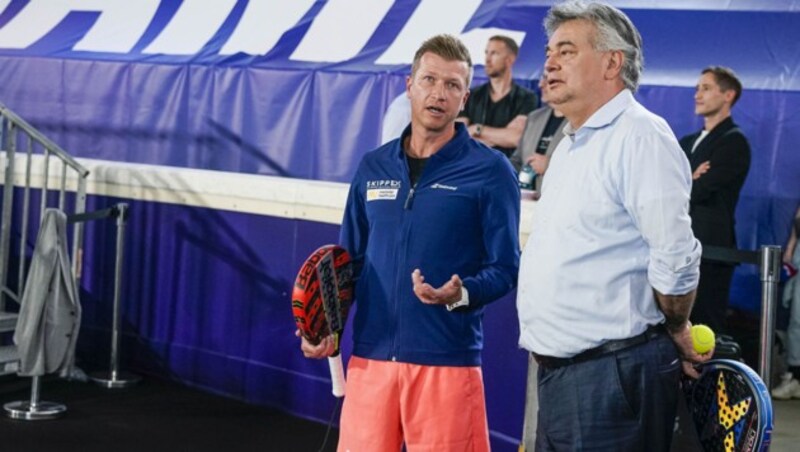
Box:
[395,122,471,163]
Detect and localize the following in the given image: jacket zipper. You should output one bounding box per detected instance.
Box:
[392,150,431,360]
[404,184,416,210]
[391,163,414,361]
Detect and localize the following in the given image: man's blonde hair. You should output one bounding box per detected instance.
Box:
[410,34,473,87]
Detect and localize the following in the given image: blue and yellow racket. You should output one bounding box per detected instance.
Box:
[682,359,773,452]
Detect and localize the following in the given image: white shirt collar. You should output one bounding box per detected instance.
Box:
[563,89,634,137]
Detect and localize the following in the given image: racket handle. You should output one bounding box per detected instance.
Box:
[328,355,346,398]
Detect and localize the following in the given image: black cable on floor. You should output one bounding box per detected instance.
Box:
[318,396,342,452]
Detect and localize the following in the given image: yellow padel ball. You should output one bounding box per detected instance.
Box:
[691,324,715,354]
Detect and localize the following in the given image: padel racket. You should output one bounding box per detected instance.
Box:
[682,359,773,452]
[292,245,353,397]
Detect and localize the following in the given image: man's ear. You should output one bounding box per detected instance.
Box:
[604,50,624,80]
[507,53,517,66]
[723,89,736,105]
[406,75,413,97]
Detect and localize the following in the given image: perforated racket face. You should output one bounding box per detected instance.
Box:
[683,360,772,452]
[291,245,353,344]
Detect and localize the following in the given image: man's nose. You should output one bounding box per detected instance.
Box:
[432,81,447,98]
[544,54,557,73]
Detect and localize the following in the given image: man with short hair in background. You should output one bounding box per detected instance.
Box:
[458,35,537,158]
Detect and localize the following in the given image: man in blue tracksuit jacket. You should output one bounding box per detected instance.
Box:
[299,34,519,451]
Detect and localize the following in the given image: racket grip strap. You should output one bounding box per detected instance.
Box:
[328,355,346,398]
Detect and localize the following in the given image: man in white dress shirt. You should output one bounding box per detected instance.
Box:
[516,2,711,450]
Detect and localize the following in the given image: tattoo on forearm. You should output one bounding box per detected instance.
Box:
[663,309,689,333]
[654,290,695,333]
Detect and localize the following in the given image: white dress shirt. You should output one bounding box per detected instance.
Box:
[691,129,710,153]
[517,89,701,358]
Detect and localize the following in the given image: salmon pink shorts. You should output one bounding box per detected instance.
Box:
[337,356,490,452]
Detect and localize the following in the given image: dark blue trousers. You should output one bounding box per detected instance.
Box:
[535,333,680,451]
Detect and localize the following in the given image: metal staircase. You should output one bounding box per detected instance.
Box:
[0,102,89,377]
[0,292,19,377]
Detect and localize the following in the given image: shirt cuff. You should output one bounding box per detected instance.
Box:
[446,287,470,311]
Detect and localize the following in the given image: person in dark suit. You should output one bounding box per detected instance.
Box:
[680,66,751,334]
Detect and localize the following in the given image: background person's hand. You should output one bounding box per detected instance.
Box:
[525,154,550,176]
[692,161,711,180]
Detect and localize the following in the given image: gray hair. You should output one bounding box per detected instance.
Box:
[544,1,644,92]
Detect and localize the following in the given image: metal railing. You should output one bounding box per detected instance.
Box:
[703,245,782,386]
[0,102,89,310]
[69,204,140,388]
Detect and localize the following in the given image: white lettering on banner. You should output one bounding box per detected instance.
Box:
[376,0,527,66]
[376,0,481,65]
[0,0,525,62]
[0,0,159,52]
[220,0,315,56]
[143,0,237,55]
[290,0,394,62]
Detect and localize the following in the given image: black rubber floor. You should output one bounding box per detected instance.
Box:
[0,374,338,452]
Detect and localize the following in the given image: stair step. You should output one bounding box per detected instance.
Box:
[0,344,18,376]
[0,311,18,333]
[0,344,17,361]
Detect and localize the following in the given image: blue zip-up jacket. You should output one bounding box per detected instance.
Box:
[340,123,520,366]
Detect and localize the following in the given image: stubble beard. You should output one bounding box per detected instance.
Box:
[486,65,506,80]
[418,112,454,135]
